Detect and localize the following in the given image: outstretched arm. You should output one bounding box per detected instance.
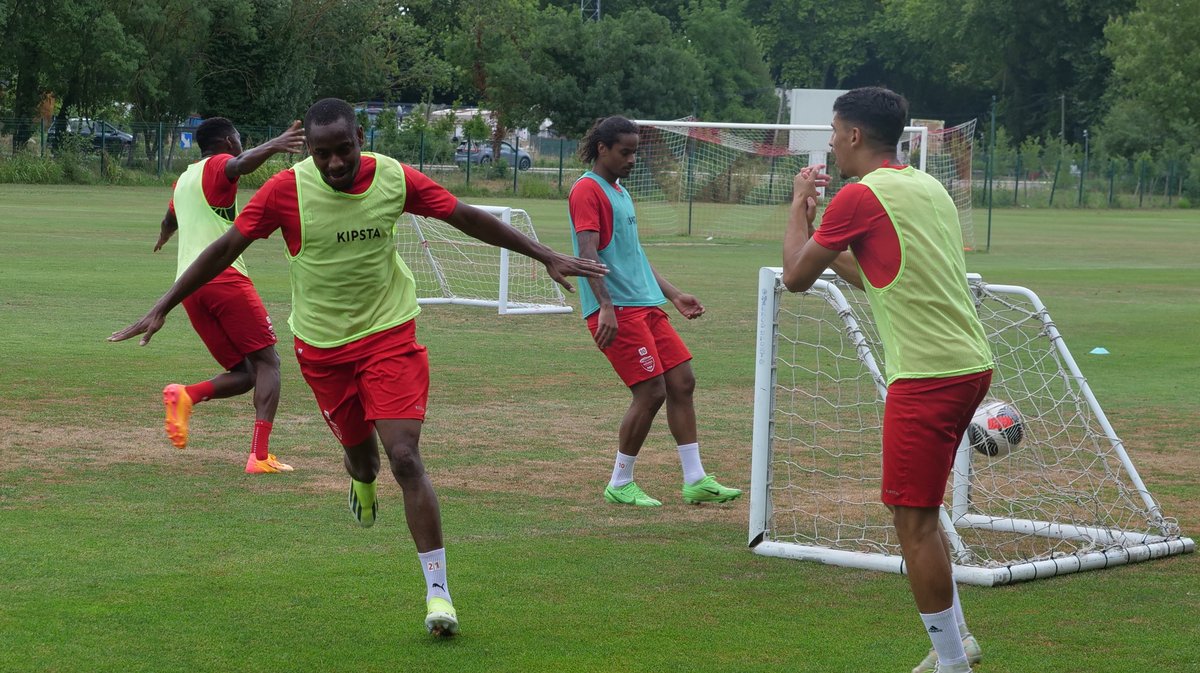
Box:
[650,264,704,319]
[110,227,254,345]
[223,121,305,180]
[442,201,607,294]
[154,207,178,252]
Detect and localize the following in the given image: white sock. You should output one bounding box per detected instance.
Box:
[952,581,970,638]
[677,442,706,485]
[609,452,637,488]
[921,606,967,667]
[418,548,450,602]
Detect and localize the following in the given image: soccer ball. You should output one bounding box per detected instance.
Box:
[966,400,1024,457]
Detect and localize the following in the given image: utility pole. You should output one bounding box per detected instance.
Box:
[581,0,600,21]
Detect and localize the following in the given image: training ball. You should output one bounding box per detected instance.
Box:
[966,400,1024,457]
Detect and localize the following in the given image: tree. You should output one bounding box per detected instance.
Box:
[1104,0,1200,151]
[682,0,778,123]
[885,0,1134,142]
[745,0,879,89]
[532,6,706,137]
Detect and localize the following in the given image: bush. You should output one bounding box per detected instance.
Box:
[0,154,64,183]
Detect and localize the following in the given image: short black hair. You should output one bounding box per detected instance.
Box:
[832,87,909,150]
[195,117,236,153]
[304,98,357,132]
[579,116,639,163]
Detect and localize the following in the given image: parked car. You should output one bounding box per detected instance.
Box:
[454,140,532,171]
[47,118,135,153]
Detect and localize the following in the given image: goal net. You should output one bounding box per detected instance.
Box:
[628,119,976,249]
[750,268,1193,586]
[395,206,571,315]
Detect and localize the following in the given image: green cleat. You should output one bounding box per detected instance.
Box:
[425,596,459,637]
[604,481,662,507]
[348,478,377,528]
[912,635,982,673]
[681,475,742,504]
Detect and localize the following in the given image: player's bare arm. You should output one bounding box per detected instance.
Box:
[443,201,607,293]
[783,166,863,292]
[110,227,255,345]
[575,230,618,349]
[650,264,703,319]
[224,120,306,179]
[154,207,178,252]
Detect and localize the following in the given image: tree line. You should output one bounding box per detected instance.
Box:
[1,0,1196,159]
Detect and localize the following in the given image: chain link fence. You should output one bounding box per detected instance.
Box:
[3,116,1196,208]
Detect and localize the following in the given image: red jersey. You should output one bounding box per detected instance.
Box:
[812,164,906,287]
[568,177,618,250]
[234,155,458,255]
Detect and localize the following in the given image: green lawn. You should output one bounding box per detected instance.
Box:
[0,185,1196,672]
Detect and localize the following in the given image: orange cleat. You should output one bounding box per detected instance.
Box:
[162,384,193,449]
[245,453,293,474]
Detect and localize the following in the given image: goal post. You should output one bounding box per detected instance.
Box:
[628,119,975,249]
[395,205,572,315]
[750,267,1193,586]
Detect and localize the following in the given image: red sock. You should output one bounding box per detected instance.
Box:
[251,420,272,461]
[185,381,215,403]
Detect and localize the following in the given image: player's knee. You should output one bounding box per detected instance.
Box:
[667,371,695,399]
[892,506,939,540]
[247,345,280,371]
[633,379,667,410]
[384,443,425,480]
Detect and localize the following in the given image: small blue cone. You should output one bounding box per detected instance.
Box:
[1089,347,1110,355]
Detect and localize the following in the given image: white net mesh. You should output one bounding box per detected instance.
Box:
[759,272,1186,576]
[628,120,975,249]
[395,208,570,314]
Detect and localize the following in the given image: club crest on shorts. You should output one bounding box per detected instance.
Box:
[636,346,655,372]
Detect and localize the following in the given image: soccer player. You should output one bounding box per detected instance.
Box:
[154,117,304,474]
[112,98,608,637]
[568,115,742,508]
[782,88,993,673]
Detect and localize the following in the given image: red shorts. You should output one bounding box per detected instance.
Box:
[881,370,992,508]
[587,306,692,387]
[294,321,429,447]
[181,273,277,370]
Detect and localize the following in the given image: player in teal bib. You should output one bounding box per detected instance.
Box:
[569,116,741,509]
[783,88,992,673]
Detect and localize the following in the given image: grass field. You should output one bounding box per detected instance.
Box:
[0,184,1197,673]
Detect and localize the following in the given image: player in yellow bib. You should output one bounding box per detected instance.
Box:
[152,118,304,473]
[783,88,993,673]
[112,98,608,637]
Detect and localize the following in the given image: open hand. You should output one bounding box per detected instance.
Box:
[542,253,607,294]
[109,310,166,346]
[272,120,306,154]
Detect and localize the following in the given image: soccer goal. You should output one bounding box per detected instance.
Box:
[628,119,976,248]
[749,267,1193,586]
[395,205,571,315]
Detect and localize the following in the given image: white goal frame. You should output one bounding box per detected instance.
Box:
[397,205,572,316]
[749,267,1193,586]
